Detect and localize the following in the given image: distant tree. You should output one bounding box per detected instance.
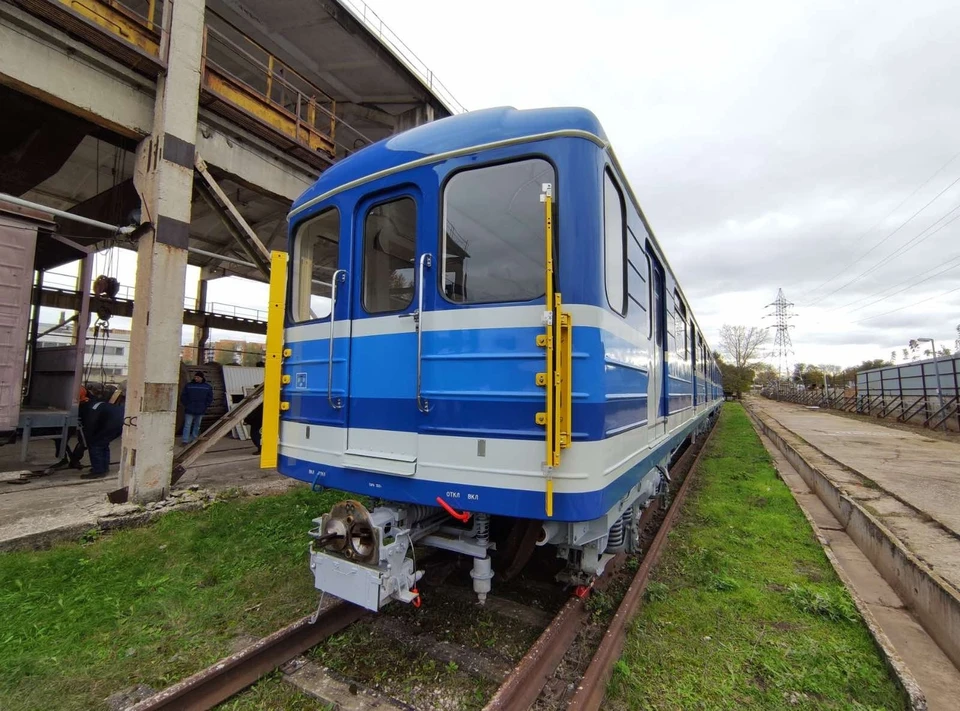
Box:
[890,350,897,364]
[718,325,770,397]
[902,348,910,362]
[753,362,778,387]
[718,360,755,397]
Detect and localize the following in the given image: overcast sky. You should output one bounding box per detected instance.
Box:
[354,0,960,368]
[51,0,960,370]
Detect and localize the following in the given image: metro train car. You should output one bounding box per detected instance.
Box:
[270,106,723,612]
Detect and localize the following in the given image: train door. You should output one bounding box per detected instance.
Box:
[343,189,421,476]
[419,158,557,472]
[648,253,668,441]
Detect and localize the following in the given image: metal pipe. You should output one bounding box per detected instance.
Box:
[0,192,136,235]
[187,247,258,269]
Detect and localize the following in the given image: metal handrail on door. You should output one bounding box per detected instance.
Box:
[327,270,346,410]
[415,254,432,413]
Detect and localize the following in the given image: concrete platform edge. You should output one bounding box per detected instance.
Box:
[0,478,297,553]
[0,500,208,553]
[745,401,960,677]
[750,422,927,709]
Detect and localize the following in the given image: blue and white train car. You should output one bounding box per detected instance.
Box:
[274,107,722,611]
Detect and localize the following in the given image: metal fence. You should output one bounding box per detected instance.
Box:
[762,355,960,432]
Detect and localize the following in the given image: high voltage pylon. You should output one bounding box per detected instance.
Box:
[765,288,795,380]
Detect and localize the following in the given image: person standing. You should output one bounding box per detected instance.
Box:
[81,397,124,479]
[244,402,263,454]
[181,371,213,445]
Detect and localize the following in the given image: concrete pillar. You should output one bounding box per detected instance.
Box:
[395,103,436,133]
[192,269,212,364]
[120,0,206,502]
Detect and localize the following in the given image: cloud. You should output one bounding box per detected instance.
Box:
[358,0,960,366]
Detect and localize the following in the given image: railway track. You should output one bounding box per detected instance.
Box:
[127,419,715,711]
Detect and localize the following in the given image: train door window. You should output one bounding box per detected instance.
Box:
[292,207,340,322]
[603,169,626,315]
[362,197,417,314]
[441,159,553,304]
[646,253,653,337]
[652,268,662,346]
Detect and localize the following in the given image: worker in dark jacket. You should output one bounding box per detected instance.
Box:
[181,371,214,444]
[81,396,124,478]
[244,402,263,454]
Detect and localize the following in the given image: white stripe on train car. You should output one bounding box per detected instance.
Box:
[284,303,648,348]
[278,407,712,495]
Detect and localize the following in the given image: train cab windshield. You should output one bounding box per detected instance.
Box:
[441,158,554,304]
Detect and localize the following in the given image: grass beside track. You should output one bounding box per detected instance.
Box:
[608,403,906,711]
[0,486,338,711]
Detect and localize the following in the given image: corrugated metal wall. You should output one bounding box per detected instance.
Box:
[222,365,265,439]
[857,356,960,398]
[0,217,37,430]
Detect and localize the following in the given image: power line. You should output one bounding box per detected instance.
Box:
[846,259,960,314]
[798,149,960,301]
[829,252,960,313]
[807,194,960,307]
[854,283,960,324]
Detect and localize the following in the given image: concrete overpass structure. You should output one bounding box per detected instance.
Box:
[0,0,463,500]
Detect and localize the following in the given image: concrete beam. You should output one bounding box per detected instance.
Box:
[196,115,315,202]
[38,287,267,335]
[0,6,313,205]
[207,0,363,104]
[0,4,154,139]
[343,104,397,129]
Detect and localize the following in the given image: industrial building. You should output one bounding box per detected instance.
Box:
[0,0,460,501]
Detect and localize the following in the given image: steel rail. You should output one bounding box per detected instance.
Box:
[481,550,628,711]
[565,421,718,711]
[483,417,717,711]
[128,601,367,711]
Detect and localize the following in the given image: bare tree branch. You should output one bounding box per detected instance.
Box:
[718,325,770,371]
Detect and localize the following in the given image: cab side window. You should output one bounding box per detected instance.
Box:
[603,170,626,315]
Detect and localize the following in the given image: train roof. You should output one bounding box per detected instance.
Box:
[290,107,607,217]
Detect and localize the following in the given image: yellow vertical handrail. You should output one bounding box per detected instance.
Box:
[535,184,573,518]
[536,184,556,516]
[260,250,288,469]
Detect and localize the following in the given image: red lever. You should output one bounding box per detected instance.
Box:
[436,496,471,522]
[411,587,422,608]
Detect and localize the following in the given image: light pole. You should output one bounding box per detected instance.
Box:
[916,337,945,429]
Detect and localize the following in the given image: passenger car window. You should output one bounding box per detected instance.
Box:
[292,208,339,322]
[363,197,417,314]
[442,159,554,304]
[603,170,626,315]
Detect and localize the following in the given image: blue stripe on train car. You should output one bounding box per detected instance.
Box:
[282,322,651,442]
